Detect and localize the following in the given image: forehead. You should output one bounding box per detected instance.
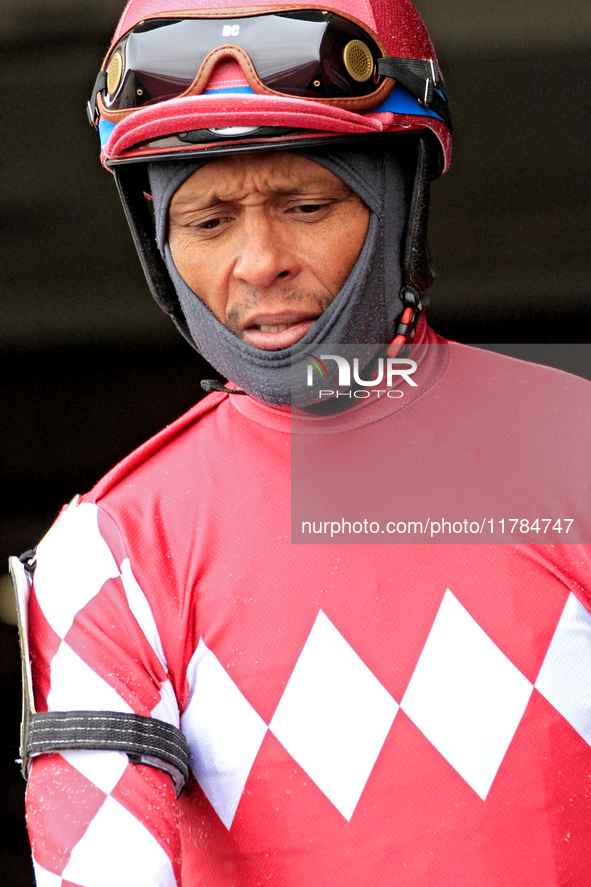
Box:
[171,152,348,204]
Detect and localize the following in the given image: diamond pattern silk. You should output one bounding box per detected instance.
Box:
[25,339,591,886]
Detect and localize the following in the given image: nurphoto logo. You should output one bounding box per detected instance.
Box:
[303,352,418,399]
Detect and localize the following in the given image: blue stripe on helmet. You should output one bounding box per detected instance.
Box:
[102,83,444,145]
[372,83,445,121]
[204,86,256,95]
[99,120,116,146]
[203,82,444,122]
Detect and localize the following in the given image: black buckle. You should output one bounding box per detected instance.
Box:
[395,286,423,342]
[19,548,37,574]
[418,58,438,109]
[87,71,108,129]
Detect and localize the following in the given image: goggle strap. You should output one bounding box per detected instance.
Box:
[114,165,201,353]
[377,58,452,131]
[87,71,108,128]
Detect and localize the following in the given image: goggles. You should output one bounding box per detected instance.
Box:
[96,8,394,120]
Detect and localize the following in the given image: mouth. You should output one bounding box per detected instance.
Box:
[241,312,320,350]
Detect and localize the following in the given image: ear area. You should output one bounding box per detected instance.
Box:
[114,164,200,351]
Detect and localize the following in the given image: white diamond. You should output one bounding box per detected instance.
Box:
[401,589,533,800]
[62,795,175,887]
[32,860,62,887]
[35,502,120,640]
[48,642,133,714]
[151,679,180,729]
[536,593,591,744]
[61,748,128,796]
[182,639,268,829]
[270,610,398,821]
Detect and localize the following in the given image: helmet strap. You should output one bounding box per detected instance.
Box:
[388,135,433,358]
[114,164,199,351]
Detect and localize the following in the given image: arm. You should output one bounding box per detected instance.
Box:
[24,500,182,887]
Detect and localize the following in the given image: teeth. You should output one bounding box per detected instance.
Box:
[259,324,289,333]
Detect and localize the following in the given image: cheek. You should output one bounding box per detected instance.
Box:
[169,232,199,289]
[168,233,231,323]
[321,206,370,290]
[345,210,370,264]
[169,233,218,302]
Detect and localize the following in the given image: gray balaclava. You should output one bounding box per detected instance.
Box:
[148,145,410,406]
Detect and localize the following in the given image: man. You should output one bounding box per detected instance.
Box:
[14,0,591,884]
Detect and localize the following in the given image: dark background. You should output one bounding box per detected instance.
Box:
[1,1,590,882]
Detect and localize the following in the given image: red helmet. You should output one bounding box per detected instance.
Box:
[89,0,451,175]
[88,0,452,354]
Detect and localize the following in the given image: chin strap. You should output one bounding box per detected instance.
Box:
[388,136,433,358]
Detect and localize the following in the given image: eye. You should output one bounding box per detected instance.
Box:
[295,203,325,214]
[197,218,223,229]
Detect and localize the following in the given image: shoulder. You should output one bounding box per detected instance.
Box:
[84,390,229,506]
[32,393,233,650]
[445,340,591,391]
[433,340,591,417]
[34,391,229,602]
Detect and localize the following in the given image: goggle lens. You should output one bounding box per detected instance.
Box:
[103,11,383,112]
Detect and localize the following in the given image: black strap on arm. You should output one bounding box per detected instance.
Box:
[26,710,190,798]
[376,57,452,132]
[10,552,190,798]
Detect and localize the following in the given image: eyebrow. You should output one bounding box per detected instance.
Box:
[172,179,354,212]
[202,184,338,203]
[183,179,354,209]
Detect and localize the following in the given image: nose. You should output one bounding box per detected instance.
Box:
[232,209,300,290]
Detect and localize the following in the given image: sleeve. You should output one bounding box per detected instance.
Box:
[25,500,183,887]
